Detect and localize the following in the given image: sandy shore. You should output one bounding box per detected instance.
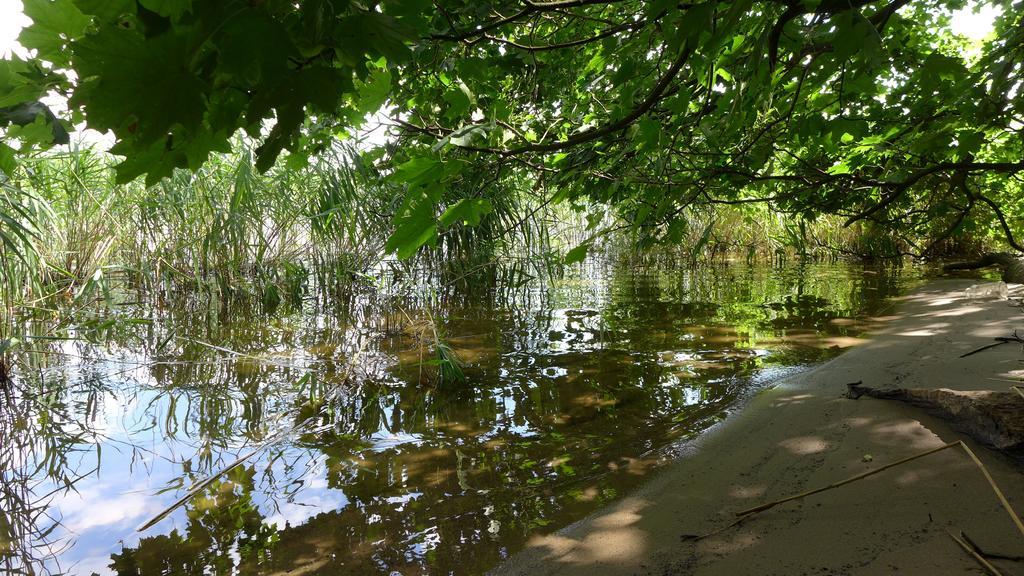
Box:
[493,279,1024,575]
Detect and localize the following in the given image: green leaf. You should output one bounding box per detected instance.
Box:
[443,80,474,119]
[385,187,441,259]
[19,0,92,65]
[667,219,686,243]
[956,130,984,159]
[0,58,44,108]
[827,161,852,175]
[1,101,69,145]
[335,11,414,67]
[634,118,661,151]
[439,198,492,227]
[564,242,590,265]
[6,113,58,146]
[831,11,878,62]
[216,10,294,88]
[645,0,678,17]
[0,143,17,176]
[391,156,444,187]
[358,67,392,114]
[73,28,205,146]
[138,0,192,19]
[72,0,134,22]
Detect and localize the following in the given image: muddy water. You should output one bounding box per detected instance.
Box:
[1,261,908,575]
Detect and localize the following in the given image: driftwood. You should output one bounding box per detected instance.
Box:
[944,252,1024,284]
[847,384,1024,452]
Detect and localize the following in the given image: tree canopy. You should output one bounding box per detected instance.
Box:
[2,0,1023,259]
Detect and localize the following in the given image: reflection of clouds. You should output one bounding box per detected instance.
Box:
[53,484,163,533]
[404,524,442,558]
[68,548,120,576]
[368,431,424,451]
[265,491,348,529]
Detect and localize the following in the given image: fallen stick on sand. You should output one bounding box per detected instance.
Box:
[961,530,1024,562]
[734,440,1024,541]
[959,332,1024,358]
[948,529,1004,576]
[734,440,961,518]
[684,440,1024,555]
[957,441,1024,540]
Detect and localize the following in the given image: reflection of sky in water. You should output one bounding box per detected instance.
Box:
[5,262,909,575]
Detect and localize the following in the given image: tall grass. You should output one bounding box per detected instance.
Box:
[0,136,972,346]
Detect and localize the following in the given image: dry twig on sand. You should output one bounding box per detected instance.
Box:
[948,530,1004,576]
[684,439,1024,570]
[959,331,1024,358]
[733,441,963,518]
[733,440,1024,540]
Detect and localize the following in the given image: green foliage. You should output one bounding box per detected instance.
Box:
[439,198,493,227]
[7,0,433,184]
[6,0,1024,259]
[386,184,442,259]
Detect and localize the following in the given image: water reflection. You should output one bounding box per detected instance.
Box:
[1,260,908,575]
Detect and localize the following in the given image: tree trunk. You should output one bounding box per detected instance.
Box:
[847,384,1024,452]
[943,252,1024,283]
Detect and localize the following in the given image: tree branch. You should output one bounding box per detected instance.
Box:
[499,42,695,155]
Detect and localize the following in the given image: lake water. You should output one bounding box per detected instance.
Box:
[0,259,910,575]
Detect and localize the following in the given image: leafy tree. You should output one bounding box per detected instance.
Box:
[3,0,1023,258]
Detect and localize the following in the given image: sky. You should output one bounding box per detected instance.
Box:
[0,0,1004,148]
[0,1,31,59]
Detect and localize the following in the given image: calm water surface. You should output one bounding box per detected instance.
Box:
[1,260,909,575]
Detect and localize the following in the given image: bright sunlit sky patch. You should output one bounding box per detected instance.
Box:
[0,0,1004,148]
[0,1,31,59]
[949,2,1001,40]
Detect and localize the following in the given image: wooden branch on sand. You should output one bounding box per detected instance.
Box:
[948,529,1005,576]
[684,439,1024,572]
[733,440,961,517]
[960,530,1024,562]
[959,331,1024,359]
[733,441,1024,541]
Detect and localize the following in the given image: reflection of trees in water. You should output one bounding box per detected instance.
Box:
[0,358,107,575]
[105,352,739,575]
[0,262,908,575]
[110,467,276,576]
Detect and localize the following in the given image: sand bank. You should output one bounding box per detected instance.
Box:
[493,279,1024,575]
